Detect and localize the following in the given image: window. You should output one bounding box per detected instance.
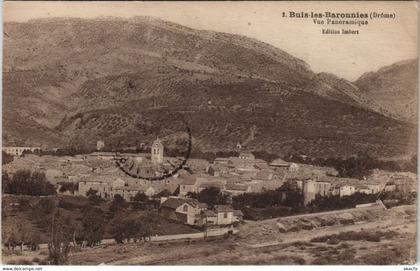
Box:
[183,205,188,212]
[224,212,228,218]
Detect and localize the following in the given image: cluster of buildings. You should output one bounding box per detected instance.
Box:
[3,139,417,227]
[3,146,40,157]
[299,179,381,206]
[297,172,417,206]
[159,196,243,227]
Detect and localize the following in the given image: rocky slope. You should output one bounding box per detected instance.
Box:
[354,59,418,123]
[3,17,417,158]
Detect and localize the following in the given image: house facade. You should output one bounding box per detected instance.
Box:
[160,197,243,226]
[160,197,208,225]
[3,147,41,157]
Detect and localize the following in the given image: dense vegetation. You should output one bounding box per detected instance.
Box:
[231,180,414,220]
[287,152,417,177]
[187,187,229,208]
[306,193,379,213]
[2,170,56,196]
[2,151,14,165]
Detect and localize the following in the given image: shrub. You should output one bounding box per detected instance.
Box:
[58,199,78,210]
[338,242,351,249]
[310,230,395,244]
[109,195,128,213]
[17,197,31,211]
[326,238,340,245]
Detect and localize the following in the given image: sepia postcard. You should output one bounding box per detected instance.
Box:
[1,1,418,267]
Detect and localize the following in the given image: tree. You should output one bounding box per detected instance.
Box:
[2,151,14,165]
[6,231,17,250]
[81,206,105,247]
[29,232,41,251]
[196,187,228,208]
[3,169,55,196]
[109,210,159,244]
[252,151,279,163]
[131,192,148,210]
[109,194,128,213]
[154,189,171,198]
[132,192,148,202]
[87,189,103,205]
[16,224,31,251]
[140,210,160,241]
[2,172,11,194]
[109,212,143,244]
[48,209,74,265]
[232,181,303,211]
[37,198,55,214]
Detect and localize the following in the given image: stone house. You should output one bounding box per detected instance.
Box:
[178,175,226,196]
[366,183,382,194]
[269,158,290,168]
[160,197,243,226]
[339,185,356,197]
[160,197,208,225]
[201,210,218,225]
[356,185,371,194]
[314,181,332,197]
[2,146,41,157]
[214,205,235,225]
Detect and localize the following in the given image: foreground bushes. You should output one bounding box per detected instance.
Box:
[310,230,397,244]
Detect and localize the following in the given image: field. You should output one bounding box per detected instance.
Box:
[3,204,416,265]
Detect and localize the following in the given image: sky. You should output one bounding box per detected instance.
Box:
[3,1,419,81]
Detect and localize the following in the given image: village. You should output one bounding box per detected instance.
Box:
[2,135,418,266]
[3,138,417,229]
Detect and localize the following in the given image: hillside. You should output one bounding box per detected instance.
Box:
[354,59,418,123]
[3,17,417,158]
[304,72,364,107]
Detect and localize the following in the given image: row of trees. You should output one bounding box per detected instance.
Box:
[3,170,56,196]
[109,211,159,244]
[306,192,379,212]
[232,181,303,211]
[4,227,41,251]
[84,190,162,243]
[287,152,417,178]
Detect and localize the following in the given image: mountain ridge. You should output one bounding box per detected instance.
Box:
[3,17,417,159]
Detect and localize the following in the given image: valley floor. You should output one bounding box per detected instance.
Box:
[3,205,416,265]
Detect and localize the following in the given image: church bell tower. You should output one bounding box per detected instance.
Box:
[151,137,164,164]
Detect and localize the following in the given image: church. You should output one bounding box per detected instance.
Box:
[151,137,164,165]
